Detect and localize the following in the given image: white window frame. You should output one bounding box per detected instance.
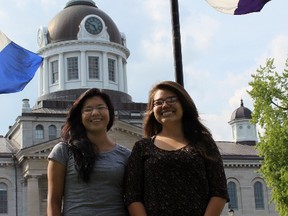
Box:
[88,56,100,80]
[0,182,8,214]
[66,56,79,81]
[254,181,265,210]
[227,181,238,210]
[35,124,44,139]
[48,125,57,140]
[50,60,59,84]
[108,58,116,82]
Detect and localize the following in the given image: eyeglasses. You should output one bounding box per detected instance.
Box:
[153,96,178,107]
[82,105,108,114]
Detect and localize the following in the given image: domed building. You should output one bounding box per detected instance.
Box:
[218,100,277,216]
[0,1,146,215]
[0,1,279,216]
[229,99,257,145]
[37,0,130,96]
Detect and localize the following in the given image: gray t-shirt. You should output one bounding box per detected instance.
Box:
[48,142,131,216]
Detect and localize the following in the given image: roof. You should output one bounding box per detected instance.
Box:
[0,138,18,154]
[47,0,122,44]
[217,141,258,155]
[230,99,252,121]
[1,136,260,158]
[217,141,260,159]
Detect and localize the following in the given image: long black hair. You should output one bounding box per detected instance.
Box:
[61,88,115,182]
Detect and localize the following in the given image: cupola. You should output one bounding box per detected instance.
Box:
[228,99,257,145]
[36,0,130,98]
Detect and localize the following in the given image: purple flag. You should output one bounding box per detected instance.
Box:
[206,0,271,15]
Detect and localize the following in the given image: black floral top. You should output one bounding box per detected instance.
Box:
[124,137,228,216]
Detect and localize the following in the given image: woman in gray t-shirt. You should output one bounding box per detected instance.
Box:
[47,88,130,216]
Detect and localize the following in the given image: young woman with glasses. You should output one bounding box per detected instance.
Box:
[47,88,130,216]
[124,81,228,216]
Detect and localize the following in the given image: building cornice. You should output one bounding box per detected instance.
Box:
[38,39,130,58]
[224,162,261,168]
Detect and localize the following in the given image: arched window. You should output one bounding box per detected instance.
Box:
[254,181,265,209]
[35,124,44,139]
[0,182,8,213]
[48,125,57,140]
[227,181,238,210]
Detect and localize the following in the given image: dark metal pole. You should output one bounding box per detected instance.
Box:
[170,0,184,86]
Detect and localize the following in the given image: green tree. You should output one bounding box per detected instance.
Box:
[248,58,288,216]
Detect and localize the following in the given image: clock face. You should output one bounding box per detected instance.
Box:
[85,17,103,35]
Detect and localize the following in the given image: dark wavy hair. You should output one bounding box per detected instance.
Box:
[144,81,217,159]
[61,88,115,182]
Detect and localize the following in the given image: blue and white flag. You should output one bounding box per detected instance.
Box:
[206,0,271,15]
[0,31,43,94]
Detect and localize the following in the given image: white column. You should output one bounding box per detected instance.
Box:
[117,56,123,92]
[38,61,43,97]
[81,50,87,87]
[41,58,48,95]
[123,60,128,93]
[102,52,108,89]
[26,176,40,216]
[59,53,65,90]
[44,58,49,94]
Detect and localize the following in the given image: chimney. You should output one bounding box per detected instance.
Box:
[22,99,32,113]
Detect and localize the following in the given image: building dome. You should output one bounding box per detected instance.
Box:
[47,0,122,44]
[230,99,252,121]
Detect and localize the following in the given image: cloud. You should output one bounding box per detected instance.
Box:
[142,0,170,23]
[184,65,210,92]
[228,86,253,109]
[7,0,63,9]
[141,30,172,61]
[200,111,232,141]
[182,14,220,51]
[39,0,61,7]
[0,8,7,20]
[269,35,288,69]
[257,35,288,71]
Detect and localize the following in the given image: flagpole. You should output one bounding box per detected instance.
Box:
[170,0,184,86]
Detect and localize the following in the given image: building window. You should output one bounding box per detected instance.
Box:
[39,177,48,201]
[108,58,115,82]
[51,60,59,84]
[88,56,100,79]
[35,124,44,139]
[0,183,8,214]
[254,181,265,209]
[67,57,78,80]
[227,182,238,210]
[48,125,57,140]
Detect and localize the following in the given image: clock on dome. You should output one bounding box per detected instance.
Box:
[84,16,103,35]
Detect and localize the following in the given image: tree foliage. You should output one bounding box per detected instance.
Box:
[248,58,288,216]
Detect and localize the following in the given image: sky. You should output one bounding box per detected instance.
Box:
[0,0,287,141]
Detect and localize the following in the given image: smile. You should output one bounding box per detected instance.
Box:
[90,118,102,122]
[161,110,174,116]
